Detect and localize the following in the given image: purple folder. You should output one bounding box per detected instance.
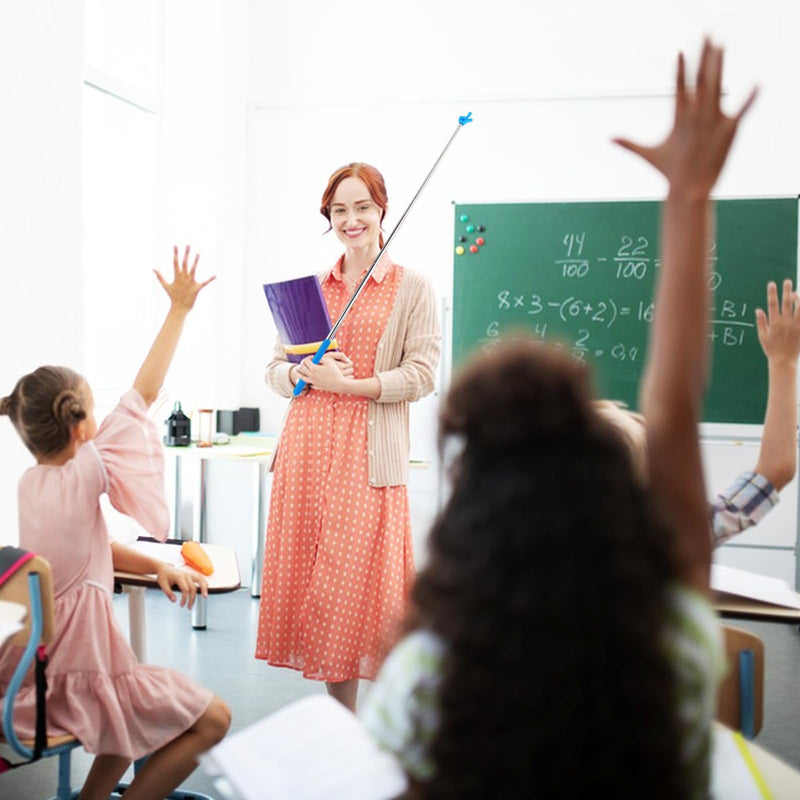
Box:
[263,275,336,363]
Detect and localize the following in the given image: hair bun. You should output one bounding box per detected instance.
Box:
[0,396,11,416]
[52,390,86,427]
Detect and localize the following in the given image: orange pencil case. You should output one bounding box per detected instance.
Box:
[181,541,214,576]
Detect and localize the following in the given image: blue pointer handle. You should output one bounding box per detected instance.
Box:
[292,338,332,396]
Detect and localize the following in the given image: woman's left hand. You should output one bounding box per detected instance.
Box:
[155,564,209,610]
[296,351,354,393]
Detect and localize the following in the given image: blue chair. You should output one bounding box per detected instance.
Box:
[0,549,214,799]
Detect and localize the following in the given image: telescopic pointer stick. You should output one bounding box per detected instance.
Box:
[292,112,473,397]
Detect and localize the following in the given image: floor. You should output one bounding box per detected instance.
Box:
[2,591,800,799]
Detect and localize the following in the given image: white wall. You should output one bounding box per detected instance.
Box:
[0,2,85,545]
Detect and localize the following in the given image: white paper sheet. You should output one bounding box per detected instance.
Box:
[201,695,408,800]
[711,564,800,610]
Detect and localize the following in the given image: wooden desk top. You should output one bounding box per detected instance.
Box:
[714,591,800,622]
[114,539,241,593]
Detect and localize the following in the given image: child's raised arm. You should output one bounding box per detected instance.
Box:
[754,279,800,490]
[134,245,215,407]
[615,40,756,594]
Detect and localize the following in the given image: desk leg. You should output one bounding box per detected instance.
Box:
[173,450,183,538]
[192,458,209,630]
[124,585,147,663]
[251,462,267,597]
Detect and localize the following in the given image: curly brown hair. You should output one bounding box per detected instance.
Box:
[408,339,689,798]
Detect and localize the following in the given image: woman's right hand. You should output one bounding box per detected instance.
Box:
[292,351,354,391]
[154,245,216,313]
[322,351,354,378]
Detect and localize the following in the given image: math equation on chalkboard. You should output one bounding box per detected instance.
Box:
[452,199,798,423]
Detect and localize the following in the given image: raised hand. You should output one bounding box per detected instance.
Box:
[614,39,757,196]
[756,279,800,366]
[154,245,216,312]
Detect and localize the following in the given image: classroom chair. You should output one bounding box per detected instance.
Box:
[716,624,764,740]
[0,548,82,800]
[0,547,214,800]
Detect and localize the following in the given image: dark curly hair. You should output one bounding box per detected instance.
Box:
[407,339,688,799]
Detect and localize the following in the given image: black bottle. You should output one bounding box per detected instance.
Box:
[164,401,191,446]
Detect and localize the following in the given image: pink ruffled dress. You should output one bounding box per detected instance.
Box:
[0,389,212,759]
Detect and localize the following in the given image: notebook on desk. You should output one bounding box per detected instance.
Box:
[712,564,800,620]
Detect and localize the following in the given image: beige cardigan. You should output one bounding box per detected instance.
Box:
[265,264,441,486]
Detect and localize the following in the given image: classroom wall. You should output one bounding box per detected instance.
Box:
[0,2,85,544]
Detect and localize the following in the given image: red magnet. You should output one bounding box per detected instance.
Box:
[469,244,479,253]
[476,237,485,246]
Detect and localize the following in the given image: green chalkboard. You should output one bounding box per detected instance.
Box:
[453,199,798,424]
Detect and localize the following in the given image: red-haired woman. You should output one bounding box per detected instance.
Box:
[255,163,441,711]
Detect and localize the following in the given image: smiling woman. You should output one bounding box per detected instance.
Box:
[255,162,442,712]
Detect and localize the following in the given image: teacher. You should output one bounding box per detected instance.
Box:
[255,162,441,711]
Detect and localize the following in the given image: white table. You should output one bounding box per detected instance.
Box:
[114,539,241,662]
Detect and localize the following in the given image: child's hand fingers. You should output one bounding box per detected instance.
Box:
[766,281,779,321]
[158,573,177,604]
[734,87,758,123]
[173,245,180,278]
[782,279,793,318]
[195,574,209,598]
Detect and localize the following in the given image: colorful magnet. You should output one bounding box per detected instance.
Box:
[476,237,485,246]
[469,244,479,253]
[458,235,467,242]
[455,245,465,255]
[459,214,469,222]
[477,225,486,232]
[466,224,475,233]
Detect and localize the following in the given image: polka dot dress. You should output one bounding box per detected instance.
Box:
[255,258,415,682]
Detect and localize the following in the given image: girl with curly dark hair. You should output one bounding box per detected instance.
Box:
[361,40,756,799]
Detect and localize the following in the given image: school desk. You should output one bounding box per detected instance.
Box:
[113,538,241,662]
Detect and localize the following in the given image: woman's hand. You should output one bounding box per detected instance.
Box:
[614,39,757,196]
[295,351,354,393]
[155,563,209,610]
[154,245,216,313]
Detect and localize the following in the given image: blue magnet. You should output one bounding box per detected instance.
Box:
[466,224,475,233]
[459,214,469,223]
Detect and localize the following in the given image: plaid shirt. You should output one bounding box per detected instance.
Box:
[709,471,778,548]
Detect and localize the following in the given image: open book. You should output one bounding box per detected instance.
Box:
[201,694,408,800]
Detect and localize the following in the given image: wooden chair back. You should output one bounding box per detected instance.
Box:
[716,624,764,737]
